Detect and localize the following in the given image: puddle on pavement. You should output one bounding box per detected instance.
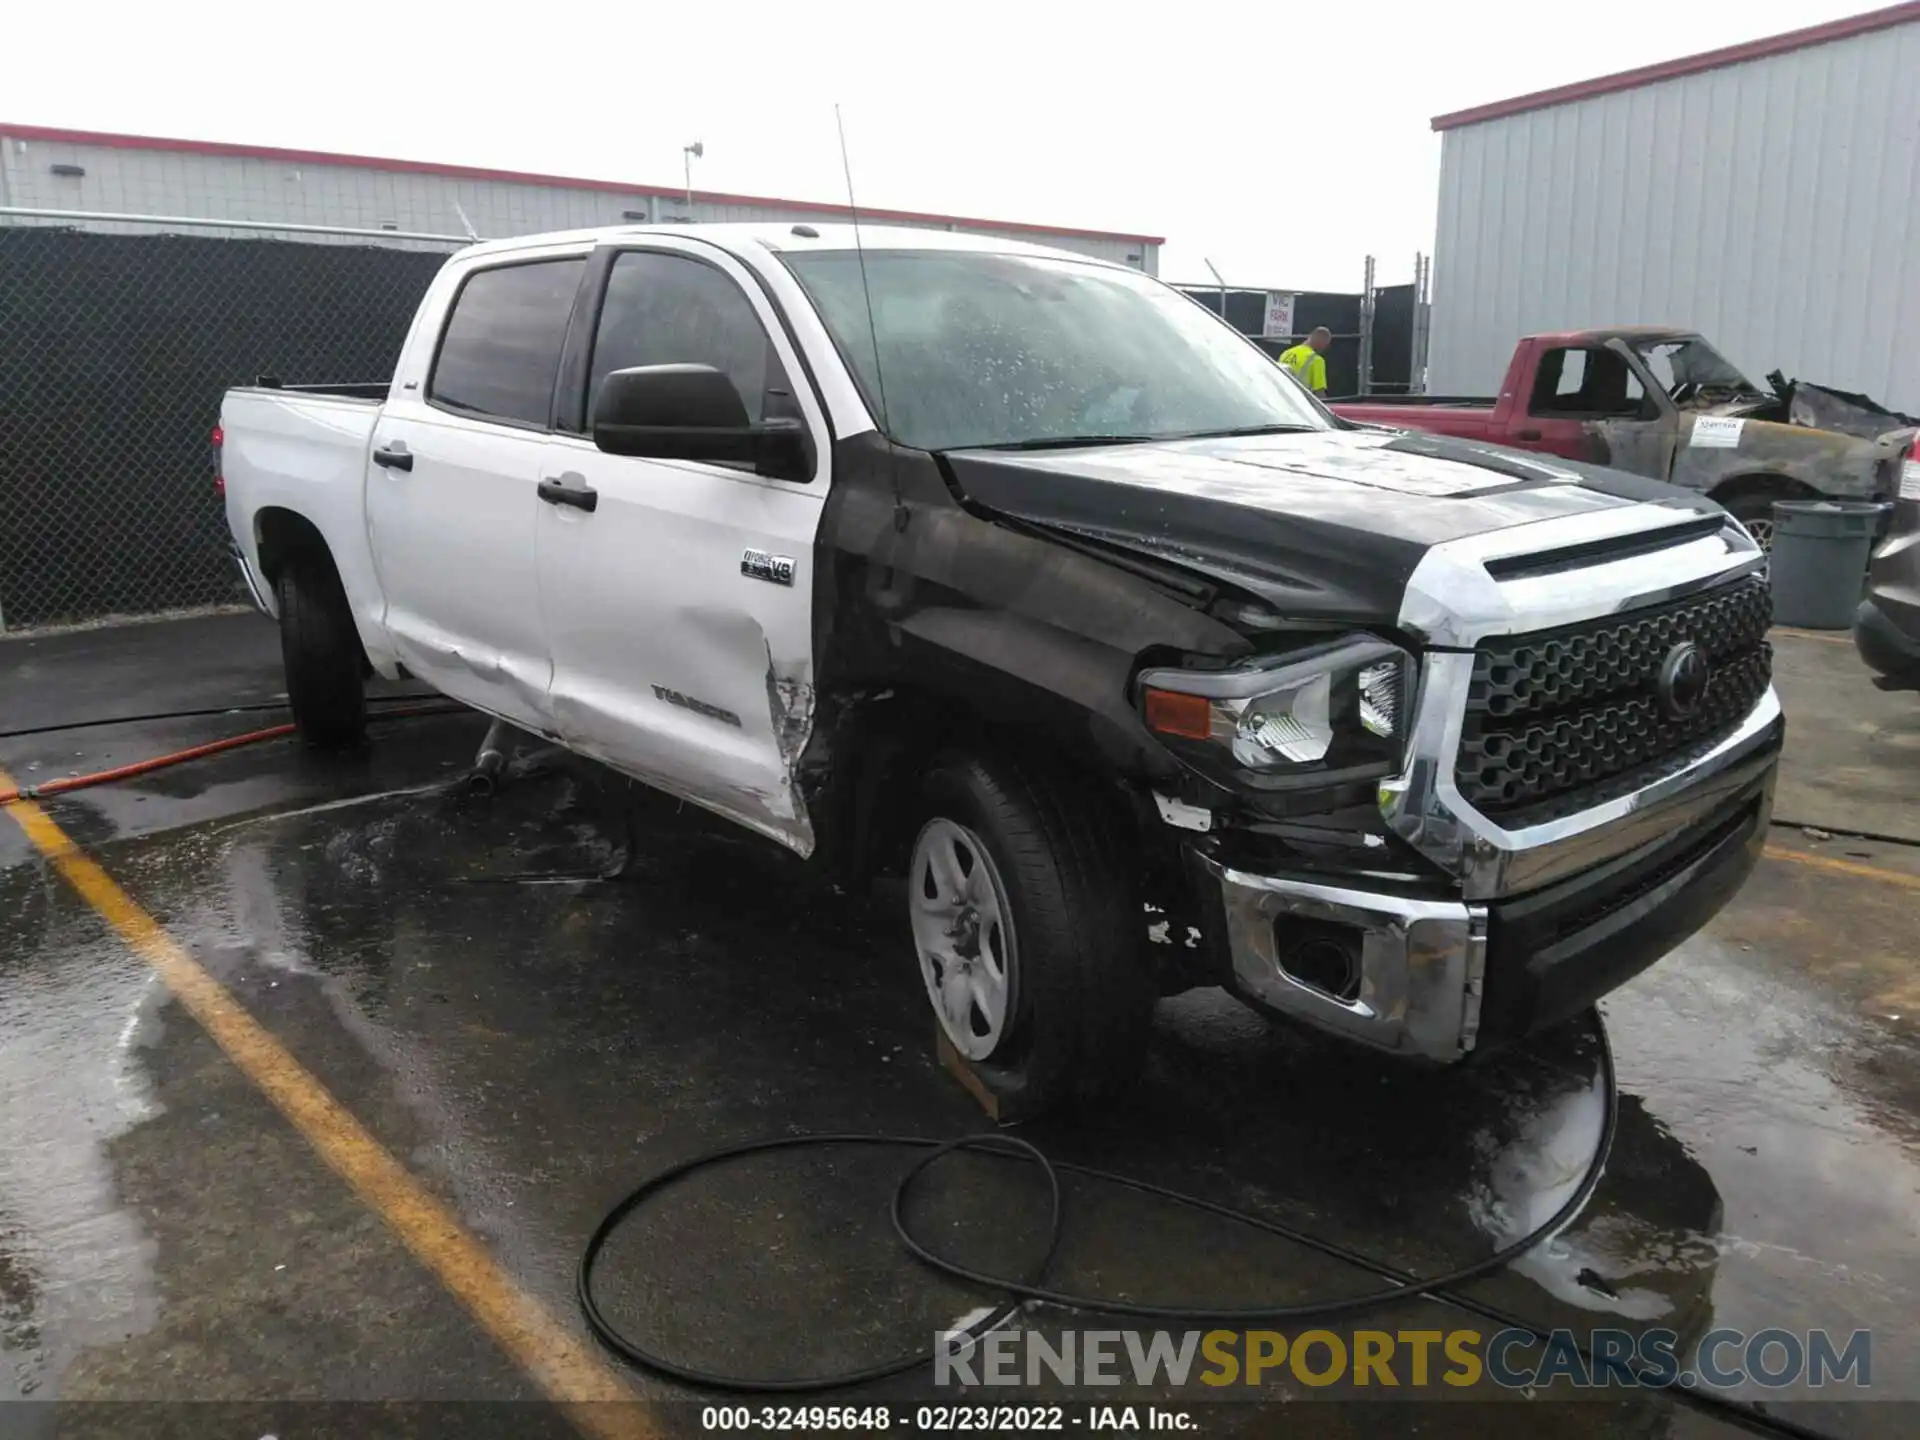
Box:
[0,873,163,1400]
[1603,941,1920,1384]
[2,756,1916,1408]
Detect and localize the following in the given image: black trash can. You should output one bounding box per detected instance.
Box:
[1768,501,1889,629]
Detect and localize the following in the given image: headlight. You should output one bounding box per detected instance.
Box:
[1139,636,1411,773]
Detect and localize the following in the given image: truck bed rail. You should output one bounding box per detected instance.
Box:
[251,378,389,401]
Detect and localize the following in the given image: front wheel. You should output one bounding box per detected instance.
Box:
[1720,485,1814,556]
[906,752,1155,1117]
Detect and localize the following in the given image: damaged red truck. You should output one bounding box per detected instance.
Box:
[1333,328,1913,551]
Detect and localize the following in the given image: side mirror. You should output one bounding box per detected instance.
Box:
[592,364,812,482]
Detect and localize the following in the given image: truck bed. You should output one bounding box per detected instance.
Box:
[1331,395,1506,440]
[1334,394,1495,409]
[221,384,386,623]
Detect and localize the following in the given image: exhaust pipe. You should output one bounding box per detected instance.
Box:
[468,718,510,796]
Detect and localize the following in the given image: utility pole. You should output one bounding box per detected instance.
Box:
[683,141,704,212]
[1203,258,1229,325]
[1359,254,1377,396]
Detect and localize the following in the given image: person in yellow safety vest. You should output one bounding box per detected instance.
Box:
[1278,327,1333,396]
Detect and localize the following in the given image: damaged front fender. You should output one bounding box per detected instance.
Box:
[1766,373,1920,440]
[765,642,817,784]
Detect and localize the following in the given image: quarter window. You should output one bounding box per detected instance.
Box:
[429,259,586,426]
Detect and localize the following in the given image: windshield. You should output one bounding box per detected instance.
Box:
[781,249,1330,451]
[1629,336,1761,397]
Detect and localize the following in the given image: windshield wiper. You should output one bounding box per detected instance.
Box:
[1169,423,1320,439]
[972,434,1159,451]
[967,424,1319,451]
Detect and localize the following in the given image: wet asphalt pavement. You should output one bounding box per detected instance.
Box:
[1,614,1916,1438]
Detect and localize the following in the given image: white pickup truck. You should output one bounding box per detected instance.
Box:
[221,222,1784,1114]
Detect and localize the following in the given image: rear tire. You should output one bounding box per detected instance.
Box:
[277,556,365,749]
[906,751,1155,1117]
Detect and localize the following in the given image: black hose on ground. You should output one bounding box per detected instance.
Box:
[576,1021,1840,1440]
[579,1020,1620,1384]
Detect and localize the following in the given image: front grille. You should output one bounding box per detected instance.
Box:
[1456,573,1772,823]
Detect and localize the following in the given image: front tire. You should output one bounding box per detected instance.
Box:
[1719,483,1814,556]
[907,752,1155,1116]
[276,556,365,749]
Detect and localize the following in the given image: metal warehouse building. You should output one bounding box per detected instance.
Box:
[0,124,1162,270]
[1427,3,1920,411]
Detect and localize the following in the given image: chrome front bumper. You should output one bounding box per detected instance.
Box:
[1199,858,1491,1059]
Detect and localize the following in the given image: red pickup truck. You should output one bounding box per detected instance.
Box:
[1333,327,1912,550]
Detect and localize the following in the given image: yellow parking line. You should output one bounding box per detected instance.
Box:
[1763,843,1920,891]
[0,777,656,1440]
[1770,626,1854,645]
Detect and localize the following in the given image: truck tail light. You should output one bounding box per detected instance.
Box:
[1904,431,1920,501]
[212,423,225,497]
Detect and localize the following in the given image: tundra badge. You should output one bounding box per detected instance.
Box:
[741,549,795,586]
[651,685,743,729]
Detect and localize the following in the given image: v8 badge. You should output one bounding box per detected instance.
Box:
[741,549,796,587]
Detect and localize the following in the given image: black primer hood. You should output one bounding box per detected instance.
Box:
[942,428,1687,625]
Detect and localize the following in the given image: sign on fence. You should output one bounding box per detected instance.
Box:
[1261,291,1296,340]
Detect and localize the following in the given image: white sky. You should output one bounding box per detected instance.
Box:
[4,0,1876,292]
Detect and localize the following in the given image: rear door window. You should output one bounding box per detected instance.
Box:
[429,259,586,427]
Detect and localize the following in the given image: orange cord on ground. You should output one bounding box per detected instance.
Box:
[0,724,298,805]
[0,703,463,806]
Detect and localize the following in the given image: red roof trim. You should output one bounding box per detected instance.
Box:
[0,122,1166,247]
[1431,1,1920,131]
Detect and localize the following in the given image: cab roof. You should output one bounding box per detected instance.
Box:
[1524,325,1704,347]
[459,221,1131,269]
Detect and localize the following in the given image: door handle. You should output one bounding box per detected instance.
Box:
[372,442,414,472]
[1514,428,1543,442]
[538,474,598,513]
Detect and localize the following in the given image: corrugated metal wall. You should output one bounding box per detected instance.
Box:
[1428,20,1920,410]
[0,132,1158,272]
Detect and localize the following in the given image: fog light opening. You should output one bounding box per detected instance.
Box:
[1274,919,1364,1004]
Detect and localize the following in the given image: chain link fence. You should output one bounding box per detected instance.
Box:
[0,217,461,630]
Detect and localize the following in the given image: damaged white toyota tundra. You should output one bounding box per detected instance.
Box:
[221,224,1783,1115]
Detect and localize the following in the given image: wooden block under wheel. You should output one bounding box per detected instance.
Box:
[935,1027,1006,1123]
